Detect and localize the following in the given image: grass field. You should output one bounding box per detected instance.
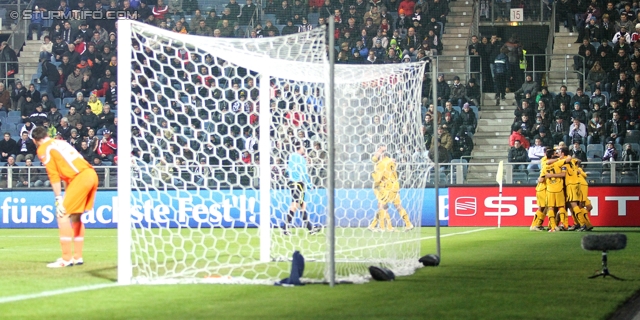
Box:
[1,227,639,319]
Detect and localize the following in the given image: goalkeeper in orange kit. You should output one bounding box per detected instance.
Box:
[32,127,99,268]
[368,146,414,232]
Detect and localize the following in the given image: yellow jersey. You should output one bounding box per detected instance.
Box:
[545,159,565,193]
[563,159,580,186]
[372,155,400,192]
[535,156,548,191]
[577,167,588,186]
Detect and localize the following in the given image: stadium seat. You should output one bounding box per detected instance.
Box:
[512,171,528,184]
[54,98,62,110]
[452,106,461,114]
[264,13,276,22]
[601,174,611,184]
[0,111,7,119]
[7,111,20,118]
[1,123,13,132]
[615,144,622,156]
[469,105,479,119]
[618,171,638,183]
[626,130,640,144]
[585,171,602,184]
[62,98,75,107]
[587,144,603,159]
[308,12,319,24]
[437,106,444,114]
[6,116,21,124]
[630,143,640,154]
[98,97,106,105]
[59,108,69,117]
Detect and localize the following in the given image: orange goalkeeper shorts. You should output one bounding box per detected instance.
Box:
[63,169,99,215]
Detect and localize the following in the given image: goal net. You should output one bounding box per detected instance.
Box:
[117,20,430,285]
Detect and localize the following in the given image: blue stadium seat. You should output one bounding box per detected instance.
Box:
[452,106,461,114]
[59,108,69,117]
[54,98,62,109]
[62,97,75,107]
[98,97,106,105]
[264,13,276,23]
[512,171,528,184]
[586,171,602,184]
[6,116,21,124]
[7,111,20,118]
[630,143,640,154]
[619,172,638,183]
[0,111,7,119]
[626,130,640,144]
[469,105,479,119]
[587,144,603,159]
[308,12,319,24]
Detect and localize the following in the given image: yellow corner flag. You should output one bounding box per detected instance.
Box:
[496,161,504,189]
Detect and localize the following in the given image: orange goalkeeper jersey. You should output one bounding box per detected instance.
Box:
[36,138,94,184]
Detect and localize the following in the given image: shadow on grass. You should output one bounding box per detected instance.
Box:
[84,266,118,282]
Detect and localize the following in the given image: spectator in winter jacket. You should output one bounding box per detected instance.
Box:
[465,78,481,106]
[449,76,466,107]
[508,139,529,171]
[96,130,117,162]
[514,74,539,105]
[452,131,473,160]
[0,133,17,161]
[509,123,530,149]
[436,74,450,107]
[459,103,477,136]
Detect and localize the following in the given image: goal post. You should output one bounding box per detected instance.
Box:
[117,19,430,285]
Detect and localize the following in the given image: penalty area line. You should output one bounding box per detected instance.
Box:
[0,283,120,305]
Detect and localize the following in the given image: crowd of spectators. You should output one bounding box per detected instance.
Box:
[0,0,489,188]
[507,79,640,175]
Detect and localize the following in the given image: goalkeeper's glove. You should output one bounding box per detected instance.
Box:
[55,196,67,218]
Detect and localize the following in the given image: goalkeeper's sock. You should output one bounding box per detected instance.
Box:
[398,208,413,228]
[72,220,85,261]
[284,210,295,230]
[301,210,312,231]
[57,217,73,261]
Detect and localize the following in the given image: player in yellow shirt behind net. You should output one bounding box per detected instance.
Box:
[368,146,414,232]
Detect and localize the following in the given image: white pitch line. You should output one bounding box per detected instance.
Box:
[307,227,497,258]
[0,227,497,304]
[0,283,120,305]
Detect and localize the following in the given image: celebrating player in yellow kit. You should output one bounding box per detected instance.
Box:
[574,160,594,231]
[531,148,554,231]
[562,156,586,230]
[368,146,413,232]
[544,147,570,232]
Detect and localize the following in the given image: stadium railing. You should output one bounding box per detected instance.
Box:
[1,160,638,191]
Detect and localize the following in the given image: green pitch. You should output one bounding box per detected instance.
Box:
[1,227,639,319]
